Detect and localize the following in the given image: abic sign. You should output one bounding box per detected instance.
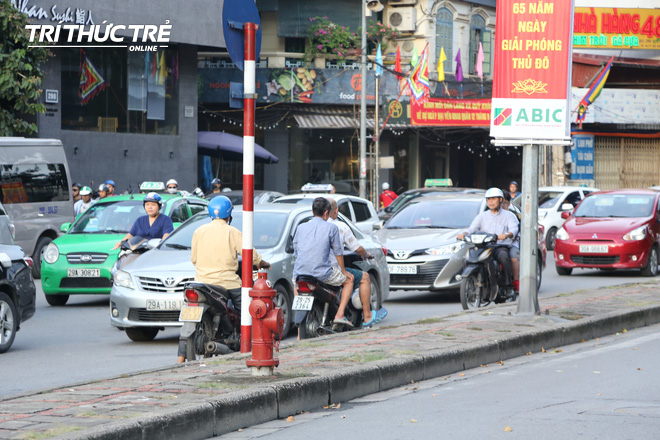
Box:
[491,0,574,140]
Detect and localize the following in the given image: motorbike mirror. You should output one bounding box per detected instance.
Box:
[60,222,71,233]
[561,211,572,219]
[147,238,161,249]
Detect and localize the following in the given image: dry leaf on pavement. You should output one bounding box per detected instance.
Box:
[541,347,546,353]
[286,416,295,422]
[411,418,418,423]
[504,426,513,432]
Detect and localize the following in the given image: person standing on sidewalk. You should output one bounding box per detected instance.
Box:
[327,198,387,328]
[379,182,398,209]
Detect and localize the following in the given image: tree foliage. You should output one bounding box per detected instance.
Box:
[0,0,50,136]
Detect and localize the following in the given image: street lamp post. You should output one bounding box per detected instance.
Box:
[359,2,368,199]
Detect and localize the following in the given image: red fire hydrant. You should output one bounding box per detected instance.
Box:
[246,272,284,375]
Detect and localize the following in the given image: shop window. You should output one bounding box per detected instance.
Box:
[469,15,491,76]
[0,164,69,204]
[435,7,453,73]
[351,201,372,222]
[61,47,179,135]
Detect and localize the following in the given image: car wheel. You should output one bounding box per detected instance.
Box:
[0,293,18,353]
[546,227,557,251]
[556,266,572,276]
[32,236,53,279]
[641,246,658,277]
[45,294,69,306]
[125,327,159,342]
[273,284,292,338]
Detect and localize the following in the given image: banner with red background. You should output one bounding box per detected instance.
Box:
[411,99,491,126]
[491,0,574,140]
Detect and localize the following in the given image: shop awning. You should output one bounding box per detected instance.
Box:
[197,131,279,164]
[293,108,410,130]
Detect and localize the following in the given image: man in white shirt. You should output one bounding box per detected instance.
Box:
[73,186,94,217]
[327,198,387,328]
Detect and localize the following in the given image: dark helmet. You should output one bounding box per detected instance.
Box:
[72,182,82,189]
[208,196,233,220]
[143,192,163,208]
[212,178,222,186]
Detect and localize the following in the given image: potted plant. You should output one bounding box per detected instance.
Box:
[304,16,359,64]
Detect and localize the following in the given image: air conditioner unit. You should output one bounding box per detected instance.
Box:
[388,0,417,6]
[387,7,417,32]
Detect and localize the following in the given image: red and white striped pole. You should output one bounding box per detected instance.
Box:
[241,22,257,353]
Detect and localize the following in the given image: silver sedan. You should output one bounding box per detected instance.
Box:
[110,204,390,341]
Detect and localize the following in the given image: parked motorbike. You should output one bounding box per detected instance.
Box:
[293,275,365,339]
[178,282,241,361]
[111,236,150,277]
[458,232,516,310]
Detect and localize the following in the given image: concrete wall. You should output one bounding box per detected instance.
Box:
[263,128,289,193]
[36,45,199,194]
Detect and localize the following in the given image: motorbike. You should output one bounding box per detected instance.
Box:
[293,274,366,339]
[458,232,516,310]
[111,236,150,277]
[178,282,241,361]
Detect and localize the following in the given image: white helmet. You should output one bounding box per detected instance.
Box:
[484,187,504,199]
[166,179,178,194]
[382,182,390,190]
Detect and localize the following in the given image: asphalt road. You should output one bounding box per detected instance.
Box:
[221,324,660,439]
[1,254,655,398]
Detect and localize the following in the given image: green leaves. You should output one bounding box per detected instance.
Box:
[0,0,51,136]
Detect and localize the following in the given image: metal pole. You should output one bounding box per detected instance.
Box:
[517,143,540,315]
[359,2,367,199]
[241,22,257,353]
[374,75,380,206]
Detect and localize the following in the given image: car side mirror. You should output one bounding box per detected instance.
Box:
[147,238,161,249]
[0,253,11,269]
[285,236,294,254]
[372,220,384,231]
[561,211,571,219]
[60,223,71,233]
[384,206,392,213]
[560,203,573,211]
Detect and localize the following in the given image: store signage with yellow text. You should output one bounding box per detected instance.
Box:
[411,99,491,126]
[574,8,660,50]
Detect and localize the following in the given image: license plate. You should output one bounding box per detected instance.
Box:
[292,295,314,311]
[579,245,609,254]
[388,264,418,274]
[179,305,203,322]
[67,268,100,277]
[147,300,182,311]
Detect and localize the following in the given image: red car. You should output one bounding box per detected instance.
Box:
[554,189,660,276]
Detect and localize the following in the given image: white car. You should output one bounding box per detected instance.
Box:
[521,186,598,250]
[273,192,379,235]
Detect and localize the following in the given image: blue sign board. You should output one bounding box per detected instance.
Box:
[571,134,595,180]
[222,0,262,72]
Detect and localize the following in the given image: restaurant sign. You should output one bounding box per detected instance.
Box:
[574,8,660,50]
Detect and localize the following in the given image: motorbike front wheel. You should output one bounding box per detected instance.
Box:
[460,273,484,310]
[299,302,324,340]
[186,314,214,361]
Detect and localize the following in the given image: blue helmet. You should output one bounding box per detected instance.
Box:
[143,192,163,207]
[208,196,233,220]
[105,180,116,187]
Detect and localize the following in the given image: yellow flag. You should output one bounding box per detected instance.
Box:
[437,47,447,82]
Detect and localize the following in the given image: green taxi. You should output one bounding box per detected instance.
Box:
[41,183,207,305]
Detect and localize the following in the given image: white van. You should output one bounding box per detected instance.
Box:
[0,138,74,278]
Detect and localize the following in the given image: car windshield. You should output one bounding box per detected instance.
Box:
[538,191,564,209]
[386,200,481,229]
[70,200,149,233]
[386,192,417,212]
[573,194,655,218]
[161,211,289,249]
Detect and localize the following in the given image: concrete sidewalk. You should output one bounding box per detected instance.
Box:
[2,280,660,440]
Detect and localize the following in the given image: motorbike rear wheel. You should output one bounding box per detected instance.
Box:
[186,314,214,361]
[299,303,323,340]
[460,273,483,310]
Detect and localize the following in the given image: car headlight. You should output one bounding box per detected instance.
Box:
[623,226,646,241]
[556,227,569,241]
[425,242,464,256]
[43,243,59,264]
[114,270,135,289]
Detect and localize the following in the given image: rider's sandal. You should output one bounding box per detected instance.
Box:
[362,314,377,329]
[333,317,354,328]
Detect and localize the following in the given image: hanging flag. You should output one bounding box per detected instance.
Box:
[375,44,383,77]
[407,47,430,103]
[79,51,106,105]
[455,48,464,82]
[394,45,401,74]
[411,45,419,67]
[476,42,485,79]
[158,49,168,85]
[576,56,614,127]
[437,47,447,82]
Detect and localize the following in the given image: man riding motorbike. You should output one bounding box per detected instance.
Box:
[457,188,519,299]
[176,196,270,363]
